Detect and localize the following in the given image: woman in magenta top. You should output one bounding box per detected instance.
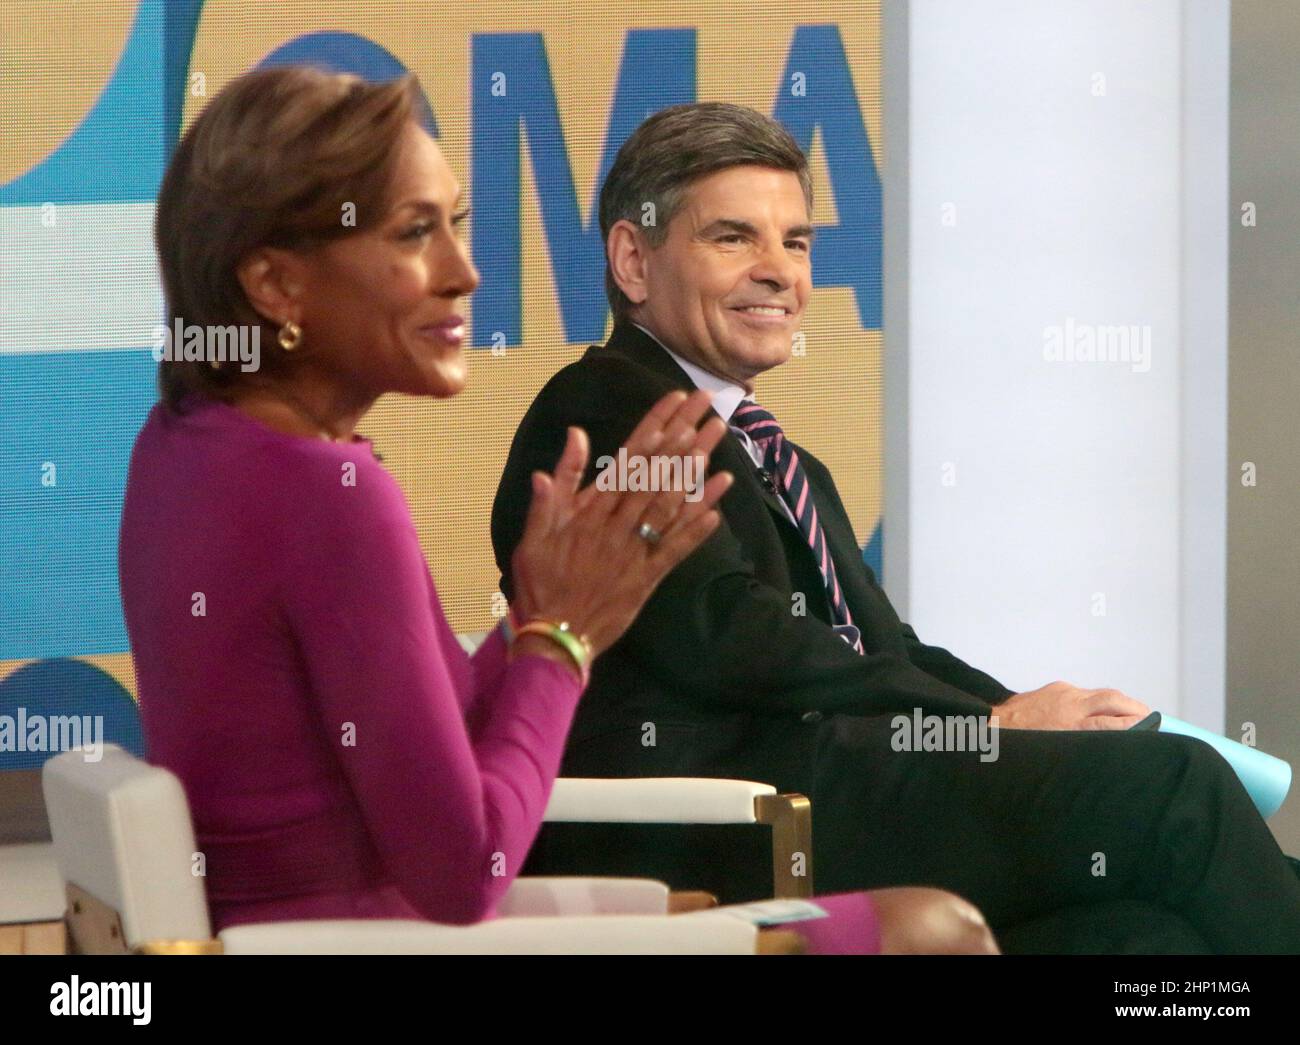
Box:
[120,65,995,955]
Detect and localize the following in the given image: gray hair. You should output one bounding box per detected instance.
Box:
[598,102,813,322]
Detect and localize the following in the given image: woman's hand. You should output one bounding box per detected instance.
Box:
[510,388,733,661]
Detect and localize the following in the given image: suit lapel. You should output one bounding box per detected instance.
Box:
[598,323,876,637]
[600,323,805,530]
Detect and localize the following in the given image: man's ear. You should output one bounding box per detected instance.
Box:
[235,247,308,327]
[606,219,650,308]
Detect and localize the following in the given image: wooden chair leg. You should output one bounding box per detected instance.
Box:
[23,921,67,954]
[65,882,129,955]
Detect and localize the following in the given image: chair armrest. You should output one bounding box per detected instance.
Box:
[498,877,670,916]
[543,778,814,899]
[544,777,775,823]
[218,914,760,954]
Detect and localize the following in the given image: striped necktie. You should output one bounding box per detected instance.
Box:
[732,401,865,655]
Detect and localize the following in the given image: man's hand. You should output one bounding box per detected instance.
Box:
[992,681,1150,730]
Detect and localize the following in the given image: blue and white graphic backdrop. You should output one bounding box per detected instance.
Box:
[0,0,884,766]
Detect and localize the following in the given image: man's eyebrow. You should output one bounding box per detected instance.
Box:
[698,218,816,240]
[699,218,758,238]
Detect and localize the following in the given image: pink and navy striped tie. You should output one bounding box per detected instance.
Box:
[733,401,865,655]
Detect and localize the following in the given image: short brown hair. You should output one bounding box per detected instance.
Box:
[153,65,424,411]
[598,102,812,322]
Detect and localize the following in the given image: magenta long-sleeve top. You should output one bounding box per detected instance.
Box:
[118,393,880,954]
[119,394,584,931]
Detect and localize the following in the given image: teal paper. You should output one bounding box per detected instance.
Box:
[1159,715,1292,819]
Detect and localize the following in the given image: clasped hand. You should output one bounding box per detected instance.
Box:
[510,388,734,663]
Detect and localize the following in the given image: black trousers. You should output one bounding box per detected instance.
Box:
[808,715,1300,954]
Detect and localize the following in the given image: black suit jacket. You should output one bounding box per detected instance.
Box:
[491,321,1013,801]
[492,338,1224,945]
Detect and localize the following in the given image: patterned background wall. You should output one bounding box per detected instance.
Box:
[0,0,883,765]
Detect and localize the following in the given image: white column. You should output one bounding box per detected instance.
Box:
[884,0,1228,719]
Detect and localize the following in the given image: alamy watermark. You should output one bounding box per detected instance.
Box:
[1043,317,1151,373]
[595,449,704,502]
[0,708,103,762]
[891,709,999,763]
[50,977,151,1024]
[152,318,260,372]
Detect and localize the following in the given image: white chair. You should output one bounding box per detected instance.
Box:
[41,745,800,955]
[0,841,66,953]
[459,629,813,898]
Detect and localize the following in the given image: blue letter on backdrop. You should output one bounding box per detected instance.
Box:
[773,25,881,329]
[471,29,695,346]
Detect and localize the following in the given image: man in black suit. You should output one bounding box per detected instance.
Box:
[491,102,1300,953]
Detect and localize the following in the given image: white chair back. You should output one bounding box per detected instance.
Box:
[42,744,211,949]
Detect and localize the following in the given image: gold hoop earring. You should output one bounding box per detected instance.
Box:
[278,320,302,351]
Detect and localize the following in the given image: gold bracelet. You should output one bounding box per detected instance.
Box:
[523,618,594,664]
[512,620,591,686]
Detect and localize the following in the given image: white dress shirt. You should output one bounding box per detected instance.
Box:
[631,322,779,488]
[630,323,862,650]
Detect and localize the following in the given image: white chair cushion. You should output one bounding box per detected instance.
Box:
[545,777,775,823]
[498,876,670,916]
[219,912,757,954]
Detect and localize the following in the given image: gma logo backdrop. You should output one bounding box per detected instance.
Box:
[0,0,882,746]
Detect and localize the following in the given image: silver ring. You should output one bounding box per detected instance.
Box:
[637,522,662,545]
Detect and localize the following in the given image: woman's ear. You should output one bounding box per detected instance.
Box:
[236,248,307,326]
[606,219,650,308]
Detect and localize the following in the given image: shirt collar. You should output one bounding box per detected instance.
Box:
[631,323,750,423]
